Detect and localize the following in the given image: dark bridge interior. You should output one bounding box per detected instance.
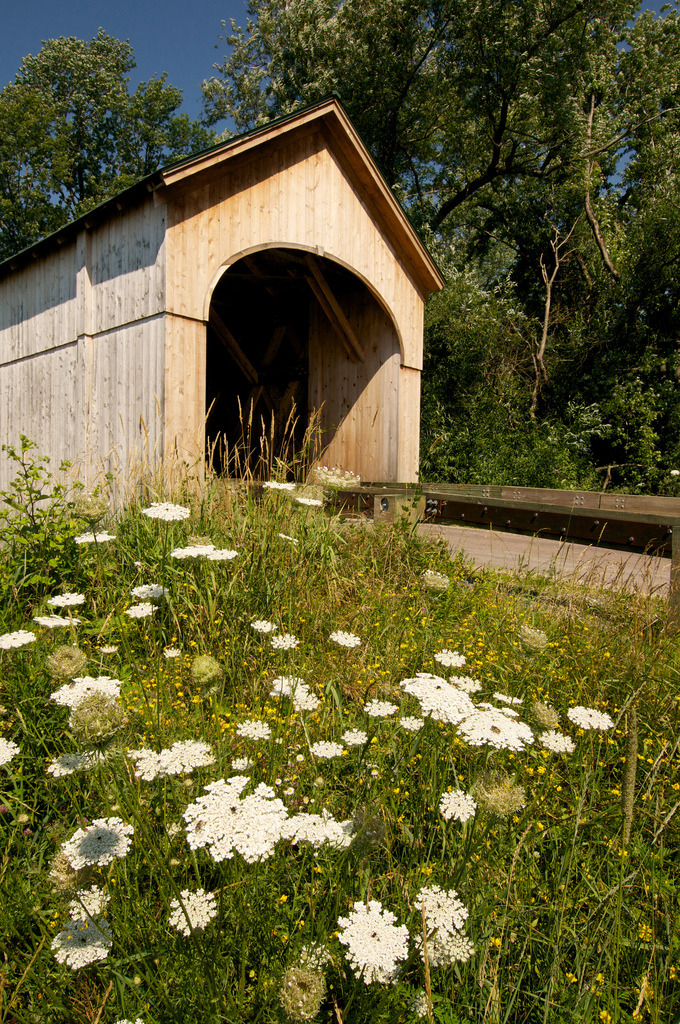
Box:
[206,247,363,474]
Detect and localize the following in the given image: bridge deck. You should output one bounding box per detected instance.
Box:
[418,522,670,596]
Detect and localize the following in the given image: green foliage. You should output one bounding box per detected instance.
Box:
[204,0,639,211]
[419,266,607,487]
[0,436,81,609]
[0,30,213,261]
[207,1,680,492]
[1,466,679,1022]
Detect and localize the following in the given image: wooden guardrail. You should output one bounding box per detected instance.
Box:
[329,483,680,626]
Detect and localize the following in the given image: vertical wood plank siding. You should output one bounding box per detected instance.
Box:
[308,292,400,481]
[164,129,426,480]
[1,100,439,490]
[0,200,166,490]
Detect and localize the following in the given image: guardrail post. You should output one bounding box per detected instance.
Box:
[670,520,680,630]
[373,493,425,525]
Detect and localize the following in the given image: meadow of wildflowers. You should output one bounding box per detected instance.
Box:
[1,461,679,1024]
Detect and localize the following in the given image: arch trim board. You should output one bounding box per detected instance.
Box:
[202,241,407,365]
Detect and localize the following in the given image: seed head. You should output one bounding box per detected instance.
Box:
[279,967,326,1021]
[69,693,127,746]
[191,655,223,688]
[518,624,548,652]
[531,701,560,729]
[350,808,387,857]
[45,645,88,679]
[49,851,95,893]
[473,774,526,818]
[74,493,110,525]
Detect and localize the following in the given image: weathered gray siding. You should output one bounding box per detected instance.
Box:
[0,198,166,491]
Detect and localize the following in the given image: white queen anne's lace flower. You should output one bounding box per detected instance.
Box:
[61,817,134,869]
[337,901,409,985]
[47,751,104,777]
[184,776,289,863]
[51,676,122,709]
[0,738,20,766]
[310,741,344,759]
[400,674,475,725]
[313,465,361,489]
[414,885,473,967]
[34,614,81,628]
[364,699,398,718]
[281,810,354,849]
[0,629,36,649]
[269,676,319,711]
[237,719,271,741]
[416,885,468,933]
[269,675,306,698]
[131,584,168,600]
[47,593,85,608]
[74,532,115,544]
[68,885,110,921]
[169,889,218,935]
[458,709,534,751]
[410,991,430,1018]
[399,716,424,731]
[141,502,190,521]
[342,729,368,746]
[51,915,112,969]
[271,633,299,650]
[330,630,361,648]
[127,740,214,781]
[567,706,615,730]
[434,649,466,668]
[252,619,278,633]
[295,496,323,507]
[540,730,576,753]
[450,675,483,694]
[170,545,215,559]
[124,602,156,619]
[207,548,238,560]
[163,647,181,659]
[439,790,477,823]
[419,927,474,966]
[263,480,295,491]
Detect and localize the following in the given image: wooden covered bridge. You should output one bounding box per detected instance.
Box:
[0,97,443,490]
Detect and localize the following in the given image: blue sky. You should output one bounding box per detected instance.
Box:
[0,0,672,127]
[0,0,249,121]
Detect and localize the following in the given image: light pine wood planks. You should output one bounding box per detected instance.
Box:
[0,98,440,489]
[162,118,433,480]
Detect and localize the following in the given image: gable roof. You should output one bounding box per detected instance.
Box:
[0,96,443,293]
[157,96,443,294]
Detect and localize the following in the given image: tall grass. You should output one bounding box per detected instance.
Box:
[1,452,679,1024]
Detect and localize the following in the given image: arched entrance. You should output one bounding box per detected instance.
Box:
[205,247,401,479]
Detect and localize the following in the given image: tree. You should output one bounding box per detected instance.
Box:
[0,30,213,261]
[204,1,640,230]
[0,83,62,256]
[204,0,680,491]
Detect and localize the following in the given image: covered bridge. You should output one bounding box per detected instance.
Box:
[0,97,443,491]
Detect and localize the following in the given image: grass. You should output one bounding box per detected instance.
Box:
[1,461,679,1024]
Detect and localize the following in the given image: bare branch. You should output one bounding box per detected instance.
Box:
[584,93,620,282]
[530,216,581,418]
